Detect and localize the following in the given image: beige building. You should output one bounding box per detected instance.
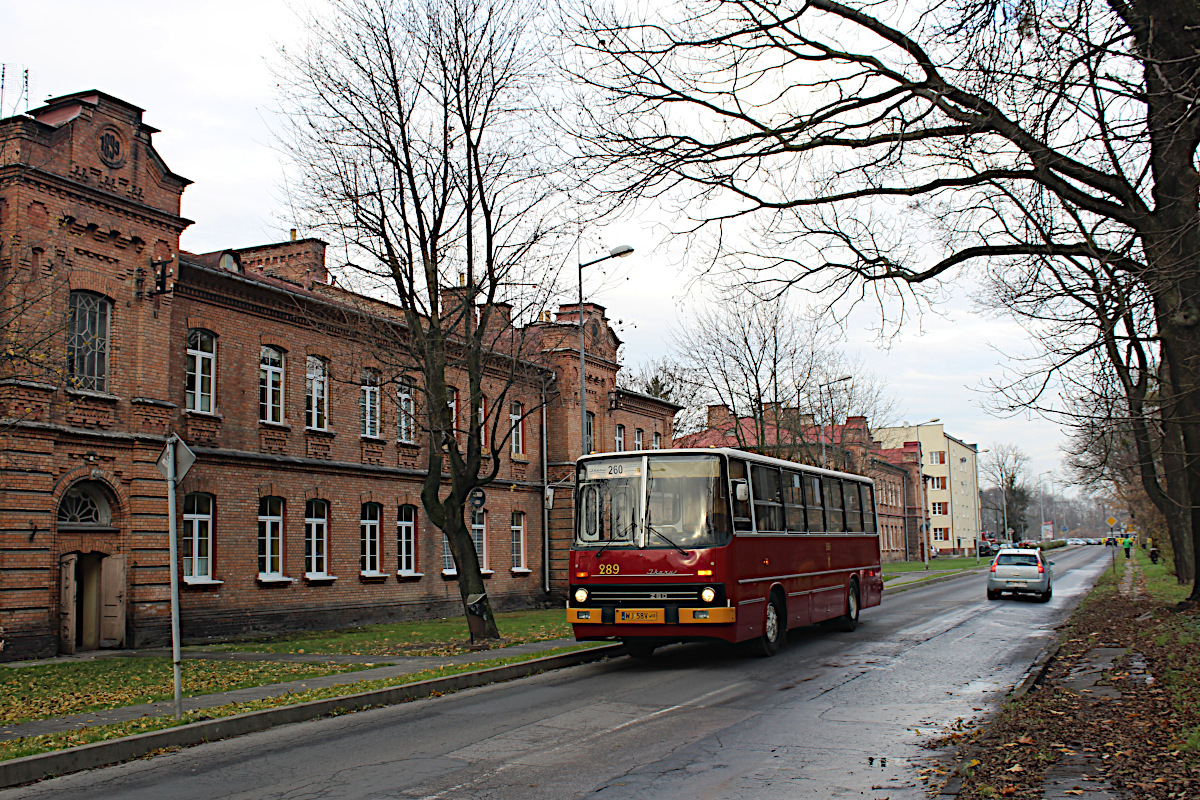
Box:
[875,424,983,557]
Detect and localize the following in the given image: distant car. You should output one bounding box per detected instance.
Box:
[987,548,1053,602]
[978,541,996,557]
[1067,538,1085,546]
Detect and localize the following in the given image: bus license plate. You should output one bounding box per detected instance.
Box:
[618,610,661,623]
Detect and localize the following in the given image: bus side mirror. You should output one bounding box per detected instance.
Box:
[734,482,749,502]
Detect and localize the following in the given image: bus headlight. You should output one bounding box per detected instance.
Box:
[574,588,589,604]
[700,587,717,603]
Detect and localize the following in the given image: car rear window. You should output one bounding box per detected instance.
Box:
[996,554,1039,566]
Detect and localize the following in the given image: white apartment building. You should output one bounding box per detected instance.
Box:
[876,424,983,557]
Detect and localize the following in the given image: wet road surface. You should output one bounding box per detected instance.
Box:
[2,546,1112,799]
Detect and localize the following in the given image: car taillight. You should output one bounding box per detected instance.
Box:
[989,561,997,572]
[1038,562,1045,573]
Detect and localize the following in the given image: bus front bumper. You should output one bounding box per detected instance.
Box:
[567,607,736,625]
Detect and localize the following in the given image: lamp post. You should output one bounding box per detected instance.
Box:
[1039,471,1054,541]
[578,244,633,456]
[906,418,939,569]
[819,375,851,467]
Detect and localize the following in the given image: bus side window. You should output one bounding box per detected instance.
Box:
[751,465,783,532]
[805,474,825,532]
[823,477,845,533]
[844,480,863,532]
[862,484,877,533]
[729,458,753,532]
[783,471,806,533]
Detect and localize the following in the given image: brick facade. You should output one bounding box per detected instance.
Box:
[0,91,678,661]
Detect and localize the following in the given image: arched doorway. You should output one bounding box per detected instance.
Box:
[57,481,125,654]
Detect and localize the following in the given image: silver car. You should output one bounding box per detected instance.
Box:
[987,548,1053,602]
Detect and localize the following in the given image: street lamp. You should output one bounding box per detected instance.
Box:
[1039,470,1054,541]
[905,418,939,569]
[819,375,851,467]
[578,244,633,455]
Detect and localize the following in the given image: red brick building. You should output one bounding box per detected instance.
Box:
[0,90,677,661]
[674,408,922,562]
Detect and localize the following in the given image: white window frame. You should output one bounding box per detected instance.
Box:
[585,411,595,453]
[397,504,418,575]
[509,401,524,455]
[472,509,489,571]
[185,329,216,414]
[634,428,643,450]
[306,356,329,430]
[653,431,662,449]
[260,346,285,424]
[511,511,528,572]
[361,370,381,438]
[182,493,213,581]
[615,424,625,452]
[360,502,383,575]
[67,291,111,392]
[478,395,488,448]
[933,527,950,542]
[305,499,331,578]
[257,496,286,580]
[397,381,416,443]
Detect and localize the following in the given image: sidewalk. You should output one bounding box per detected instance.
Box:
[0,637,587,743]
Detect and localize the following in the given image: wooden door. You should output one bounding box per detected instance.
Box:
[99,554,126,648]
[58,553,78,655]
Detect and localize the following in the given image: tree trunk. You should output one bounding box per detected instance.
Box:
[1159,409,1194,584]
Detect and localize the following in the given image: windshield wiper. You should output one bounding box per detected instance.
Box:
[594,520,636,557]
[647,525,687,554]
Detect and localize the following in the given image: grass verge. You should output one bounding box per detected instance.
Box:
[0,643,603,762]
[195,608,572,657]
[0,659,368,726]
[883,557,987,573]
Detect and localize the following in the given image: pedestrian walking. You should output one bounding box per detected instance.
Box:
[1150,547,1160,565]
[1122,537,1132,559]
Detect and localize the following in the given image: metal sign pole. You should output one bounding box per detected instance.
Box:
[166,435,183,719]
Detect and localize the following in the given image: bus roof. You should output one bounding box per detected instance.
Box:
[577,447,875,485]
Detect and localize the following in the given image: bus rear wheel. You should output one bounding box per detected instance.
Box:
[752,593,785,657]
[831,580,860,632]
[623,639,656,660]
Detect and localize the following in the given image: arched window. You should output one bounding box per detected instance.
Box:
[183,493,214,580]
[306,356,329,430]
[259,346,285,424]
[360,502,382,574]
[257,496,284,578]
[67,291,111,392]
[397,504,418,574]
[57,482,113,527]
[361,369,381,438]
[186,329,216,413]
[304,499,329,577]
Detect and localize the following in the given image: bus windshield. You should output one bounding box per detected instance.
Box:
[575,455,731,550]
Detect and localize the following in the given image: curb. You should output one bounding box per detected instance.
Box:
[883,567,985,596]
[0,643,625,789]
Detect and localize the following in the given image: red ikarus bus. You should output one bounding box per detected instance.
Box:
[567,448,883,658]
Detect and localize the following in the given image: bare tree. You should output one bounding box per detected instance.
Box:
[668,296,897,464]
[981,444,1032,539]
[278,0,574,639]
[568,0,1200,600]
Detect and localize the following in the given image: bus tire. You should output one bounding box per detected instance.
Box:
[753,593,785,657]
[831,579,860,632]
[623,639,656,660]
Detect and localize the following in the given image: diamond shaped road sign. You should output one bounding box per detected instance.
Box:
[156,437,197,482]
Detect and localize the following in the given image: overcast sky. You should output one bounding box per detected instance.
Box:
[2,0,1077,489]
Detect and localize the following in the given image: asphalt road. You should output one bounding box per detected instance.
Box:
[4,546,1113,800]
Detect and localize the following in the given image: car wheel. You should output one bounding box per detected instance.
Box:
[622,639,656,660]
[751,593,785,657]
[987,589,1000,601]
[831,580,861,632]
[1038,587,1052,603]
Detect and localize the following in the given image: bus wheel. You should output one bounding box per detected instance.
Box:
[623,639,656,660]
[831,580,860,632]
[753,594,785,657]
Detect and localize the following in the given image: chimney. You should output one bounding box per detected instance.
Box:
[236,238,328,284]
[707,404,734,430]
